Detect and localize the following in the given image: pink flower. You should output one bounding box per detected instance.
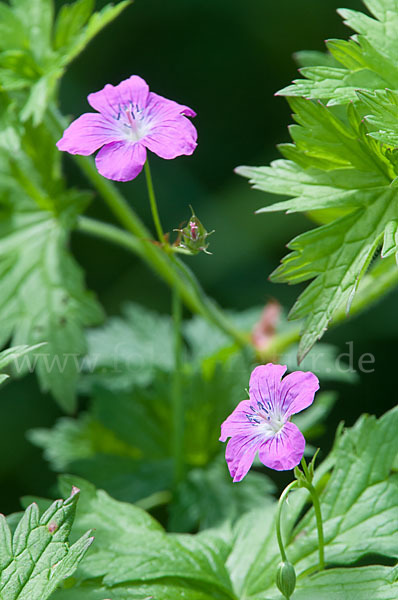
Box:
[56,75,197,182]
[220,364,319,482]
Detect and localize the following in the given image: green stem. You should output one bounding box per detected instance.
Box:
[276,481,298,563]
[144,160,164,243]
[172,286,184,484]
[76,216,249,348]
[300,457,325,570]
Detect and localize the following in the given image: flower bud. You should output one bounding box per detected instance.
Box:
[276,561,296,599]
[174,206,214,255]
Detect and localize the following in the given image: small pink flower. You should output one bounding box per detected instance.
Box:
[220,363,319,482]
[56,75,197,182]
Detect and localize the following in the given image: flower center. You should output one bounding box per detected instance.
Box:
[113,102,146,142]
[246,399,286,435]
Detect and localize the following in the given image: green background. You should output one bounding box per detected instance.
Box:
[1,0,396,513]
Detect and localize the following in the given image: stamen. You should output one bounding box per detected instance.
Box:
[125,109,136,128]
[246,414,261,425]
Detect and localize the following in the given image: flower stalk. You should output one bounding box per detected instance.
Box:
[299,457,325,570]
[276,481,298,563]
[276,481,298,600]
[144,159,165,244]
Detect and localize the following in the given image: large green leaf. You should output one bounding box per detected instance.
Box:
[0,488,92,600]
[292,566,398,600]
[81,302,174,392]
[0,208,103,412]
[237,98,398,359]
[278,0,398,105]
[0,106,104,411]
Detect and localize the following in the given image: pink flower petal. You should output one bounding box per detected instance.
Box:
[219,399,254,442]
[143,118,197,159]
[225,433,262,482]
[56,113,117,156]
[249,363,287,411]
[88,75,150,117]
[258,422,305,471]
[149,91,196,117]
[141,95,197,159]
[279,371,319,417]
[95,141,147,182]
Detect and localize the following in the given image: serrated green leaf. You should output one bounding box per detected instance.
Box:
[238,99,398,359]
[81,302,174,393]
[338,3,398,64]
[0,113,104,409]
[358,88,398,147]
[0,209,103,411]
[0,488,93,600]
[381,219,398,259]
[278,1,398,105]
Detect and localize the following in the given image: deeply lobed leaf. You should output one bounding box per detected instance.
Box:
[277,0,398,105]
[238,98,398,359]
[0,488,92,600]
[0,112,104,411]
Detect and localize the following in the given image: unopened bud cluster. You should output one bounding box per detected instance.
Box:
[174,207,214,255]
